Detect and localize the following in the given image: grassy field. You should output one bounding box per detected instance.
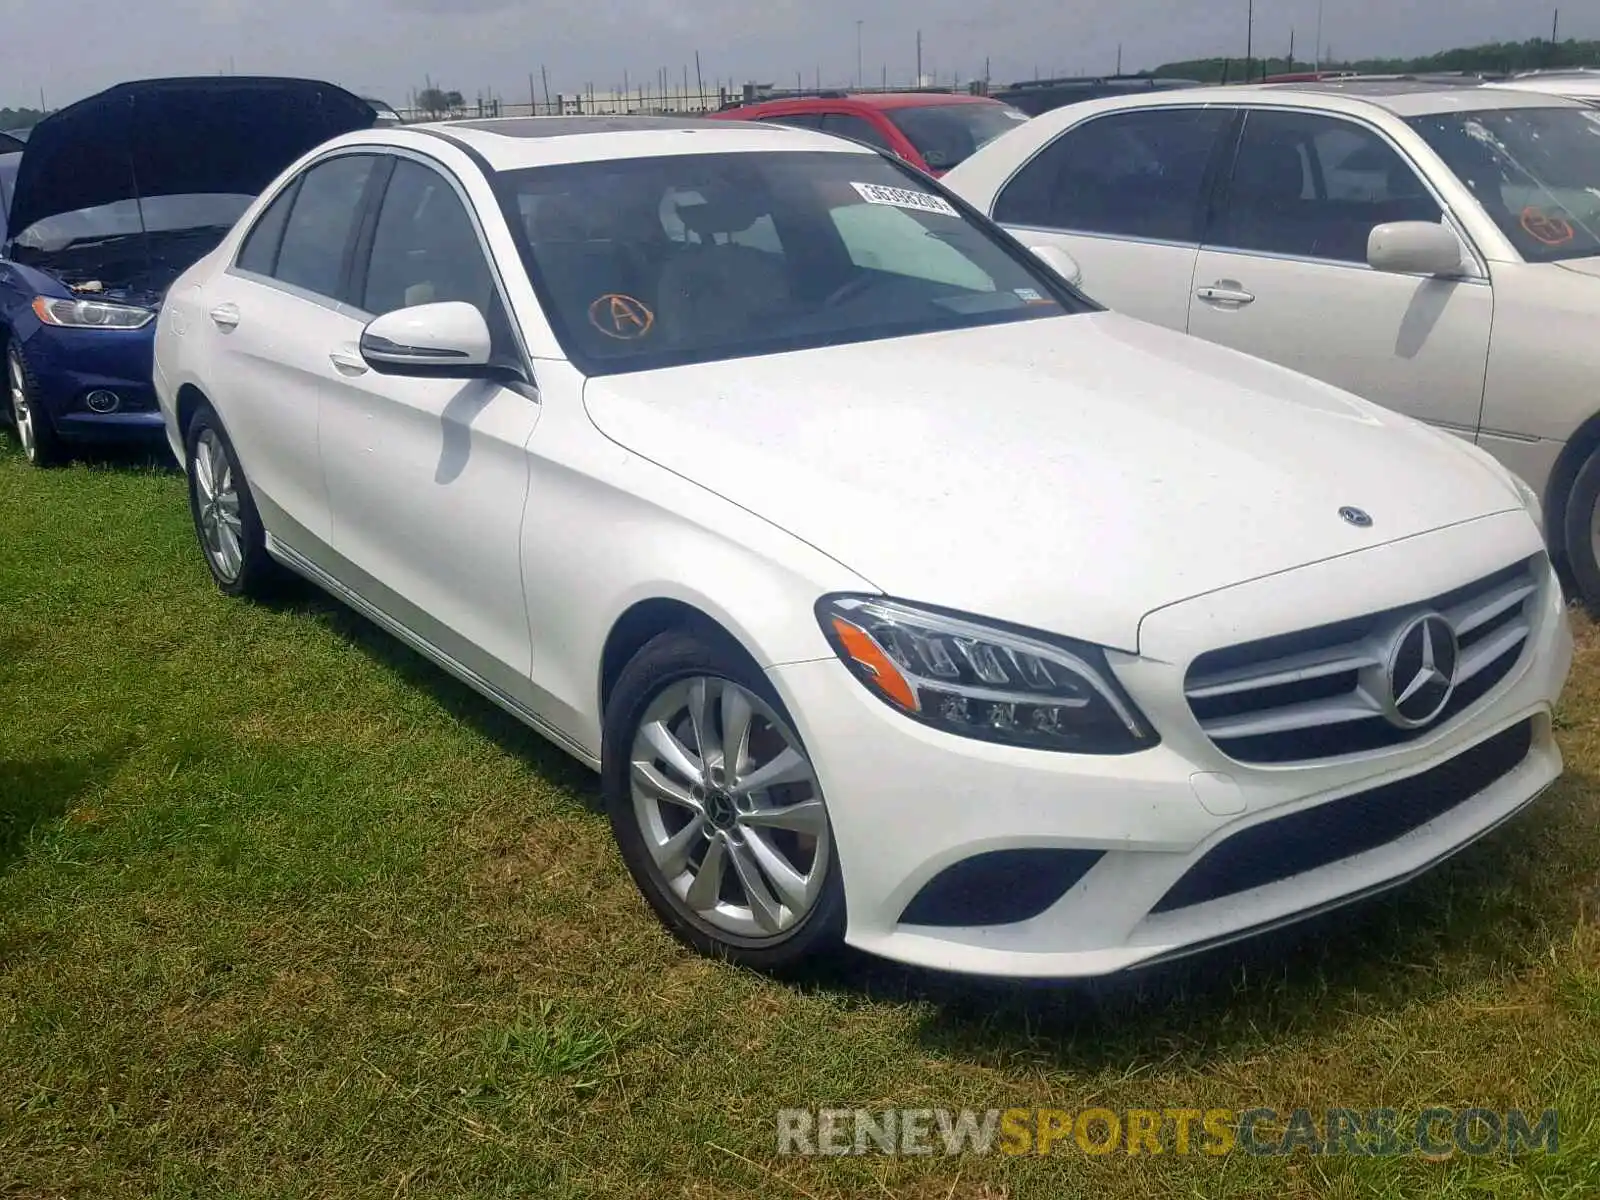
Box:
[2,439,1600,1199]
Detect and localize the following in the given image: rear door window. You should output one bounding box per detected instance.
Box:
[993,107,1233,242]
[271,154,380,300]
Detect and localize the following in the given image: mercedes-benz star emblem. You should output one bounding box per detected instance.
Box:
[1383,613,1459,729]
[1339,506,1373,528]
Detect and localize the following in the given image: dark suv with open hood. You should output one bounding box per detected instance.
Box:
[1,76,376,465]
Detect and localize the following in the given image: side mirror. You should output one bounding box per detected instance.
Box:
[1028,243,1083,288]
[359,301,493,377]
[1367,222,1466,277]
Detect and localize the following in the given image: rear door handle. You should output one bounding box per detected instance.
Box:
[209,302,241,329]
[1195,282,1256,306]
[329,347,369,375]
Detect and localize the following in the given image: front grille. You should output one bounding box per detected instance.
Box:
[1151,717,1534,913]
[1185,555,1542,764]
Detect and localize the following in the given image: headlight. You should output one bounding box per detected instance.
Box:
[32,296,154,330]
[816,595,1157,754]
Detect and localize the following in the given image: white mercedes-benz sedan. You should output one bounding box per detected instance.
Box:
[153,115,1572,980]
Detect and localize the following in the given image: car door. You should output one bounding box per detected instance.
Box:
[990,106,1235,329]
[318,153,541,704]
[203,151,383,548]
[1187,107,1493,437]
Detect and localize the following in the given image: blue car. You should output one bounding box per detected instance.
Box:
[2,76,376,466]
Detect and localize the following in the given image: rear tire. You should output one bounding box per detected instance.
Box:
[6,344,64,467]
[184,403,279,599]
[602,628,846,973]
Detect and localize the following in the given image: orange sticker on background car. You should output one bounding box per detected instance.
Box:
[588,293,655,340]
[1520,207,1575,247]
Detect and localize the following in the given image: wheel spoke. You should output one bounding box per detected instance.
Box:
[742,828,812,912]
[685,835,728,911]
[727,839,783,933]
[686,677,715,768]
[721,686,753,781]
[641,719,704,787]
[218,521,242,575]
[733,747,810,796]
[651,815,706,877]
[741,797,826,836]
[193,443,215,502]
[632,760,700,812]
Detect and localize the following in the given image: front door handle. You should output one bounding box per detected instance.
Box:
[209,302,241,330]
[1195,281,1256,306]
[329,347,369,375]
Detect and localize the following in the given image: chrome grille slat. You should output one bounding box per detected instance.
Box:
[1184,555,1543,764]
[1199,693,1382,740]
[1185,645,1381,700]
[1445,578,1537,637]
[1457,618,1532,683]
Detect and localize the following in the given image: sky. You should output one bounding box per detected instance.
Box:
[0,0,1589,111]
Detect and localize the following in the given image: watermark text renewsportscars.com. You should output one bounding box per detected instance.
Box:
[776,1107,1560,1158]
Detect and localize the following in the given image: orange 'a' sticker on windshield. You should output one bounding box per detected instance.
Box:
[589,293,655,340]
[1520,207,1575,247]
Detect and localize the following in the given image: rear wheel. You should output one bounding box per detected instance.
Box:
[602,629,846,973]
[6,344,63,467]
[184,403,279,598]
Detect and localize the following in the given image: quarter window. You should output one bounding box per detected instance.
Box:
[1209,110,1442,263]
[994,108,1232,242]
[235,181,298,276]
[761,113,826,131]
[271,154,379,299]
[361,159,496,315]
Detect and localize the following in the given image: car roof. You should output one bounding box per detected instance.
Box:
[1062,79,1586,118]
[363,114,876,171]
[730,92,1001,113]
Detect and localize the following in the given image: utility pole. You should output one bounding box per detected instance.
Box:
[856,20,864,88]
[695,50,704,99]
[1314,0,1324,72]
[1289,28,1295,72]
[542,65,552,112]
[1117,43,1122,74]
[916,30,922,86]
[1245,0,1254,85]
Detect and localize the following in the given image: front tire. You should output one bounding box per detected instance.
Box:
[602,629,846,973]
[6,344,64,467]
[184,403,278,598]
[1563,448,1600,613]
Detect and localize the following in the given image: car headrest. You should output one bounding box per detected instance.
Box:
[673,192,767,237]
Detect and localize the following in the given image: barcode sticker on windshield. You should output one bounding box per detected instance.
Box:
[851,182,959,217]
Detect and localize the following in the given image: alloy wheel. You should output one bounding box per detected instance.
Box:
[629,675,831,940]
[193,427,245,581]
[7,351,35,461]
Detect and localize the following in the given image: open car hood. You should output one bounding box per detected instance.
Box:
[7,76,376,240]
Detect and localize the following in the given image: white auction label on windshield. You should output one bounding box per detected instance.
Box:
[851,182,959,217]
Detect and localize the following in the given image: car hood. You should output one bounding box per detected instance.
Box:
[582,313,1522,652]
[6,76,376,239]
[1555,256,1600,281]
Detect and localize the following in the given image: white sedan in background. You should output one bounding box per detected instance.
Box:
[944,81,1600,606]
[154,115,1570,979]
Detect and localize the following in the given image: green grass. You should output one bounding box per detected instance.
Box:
[3,437,1600,1198]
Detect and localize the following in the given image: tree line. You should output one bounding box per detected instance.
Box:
[1151,37,1600,84]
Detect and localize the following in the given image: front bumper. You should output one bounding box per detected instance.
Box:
[16,326,164,445]
[768,511,1573,979]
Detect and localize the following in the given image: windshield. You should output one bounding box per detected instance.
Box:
[884,103,1030,169]
[498,149,1083,375]
[12,193,254,253]
[1407,106,1600,262]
